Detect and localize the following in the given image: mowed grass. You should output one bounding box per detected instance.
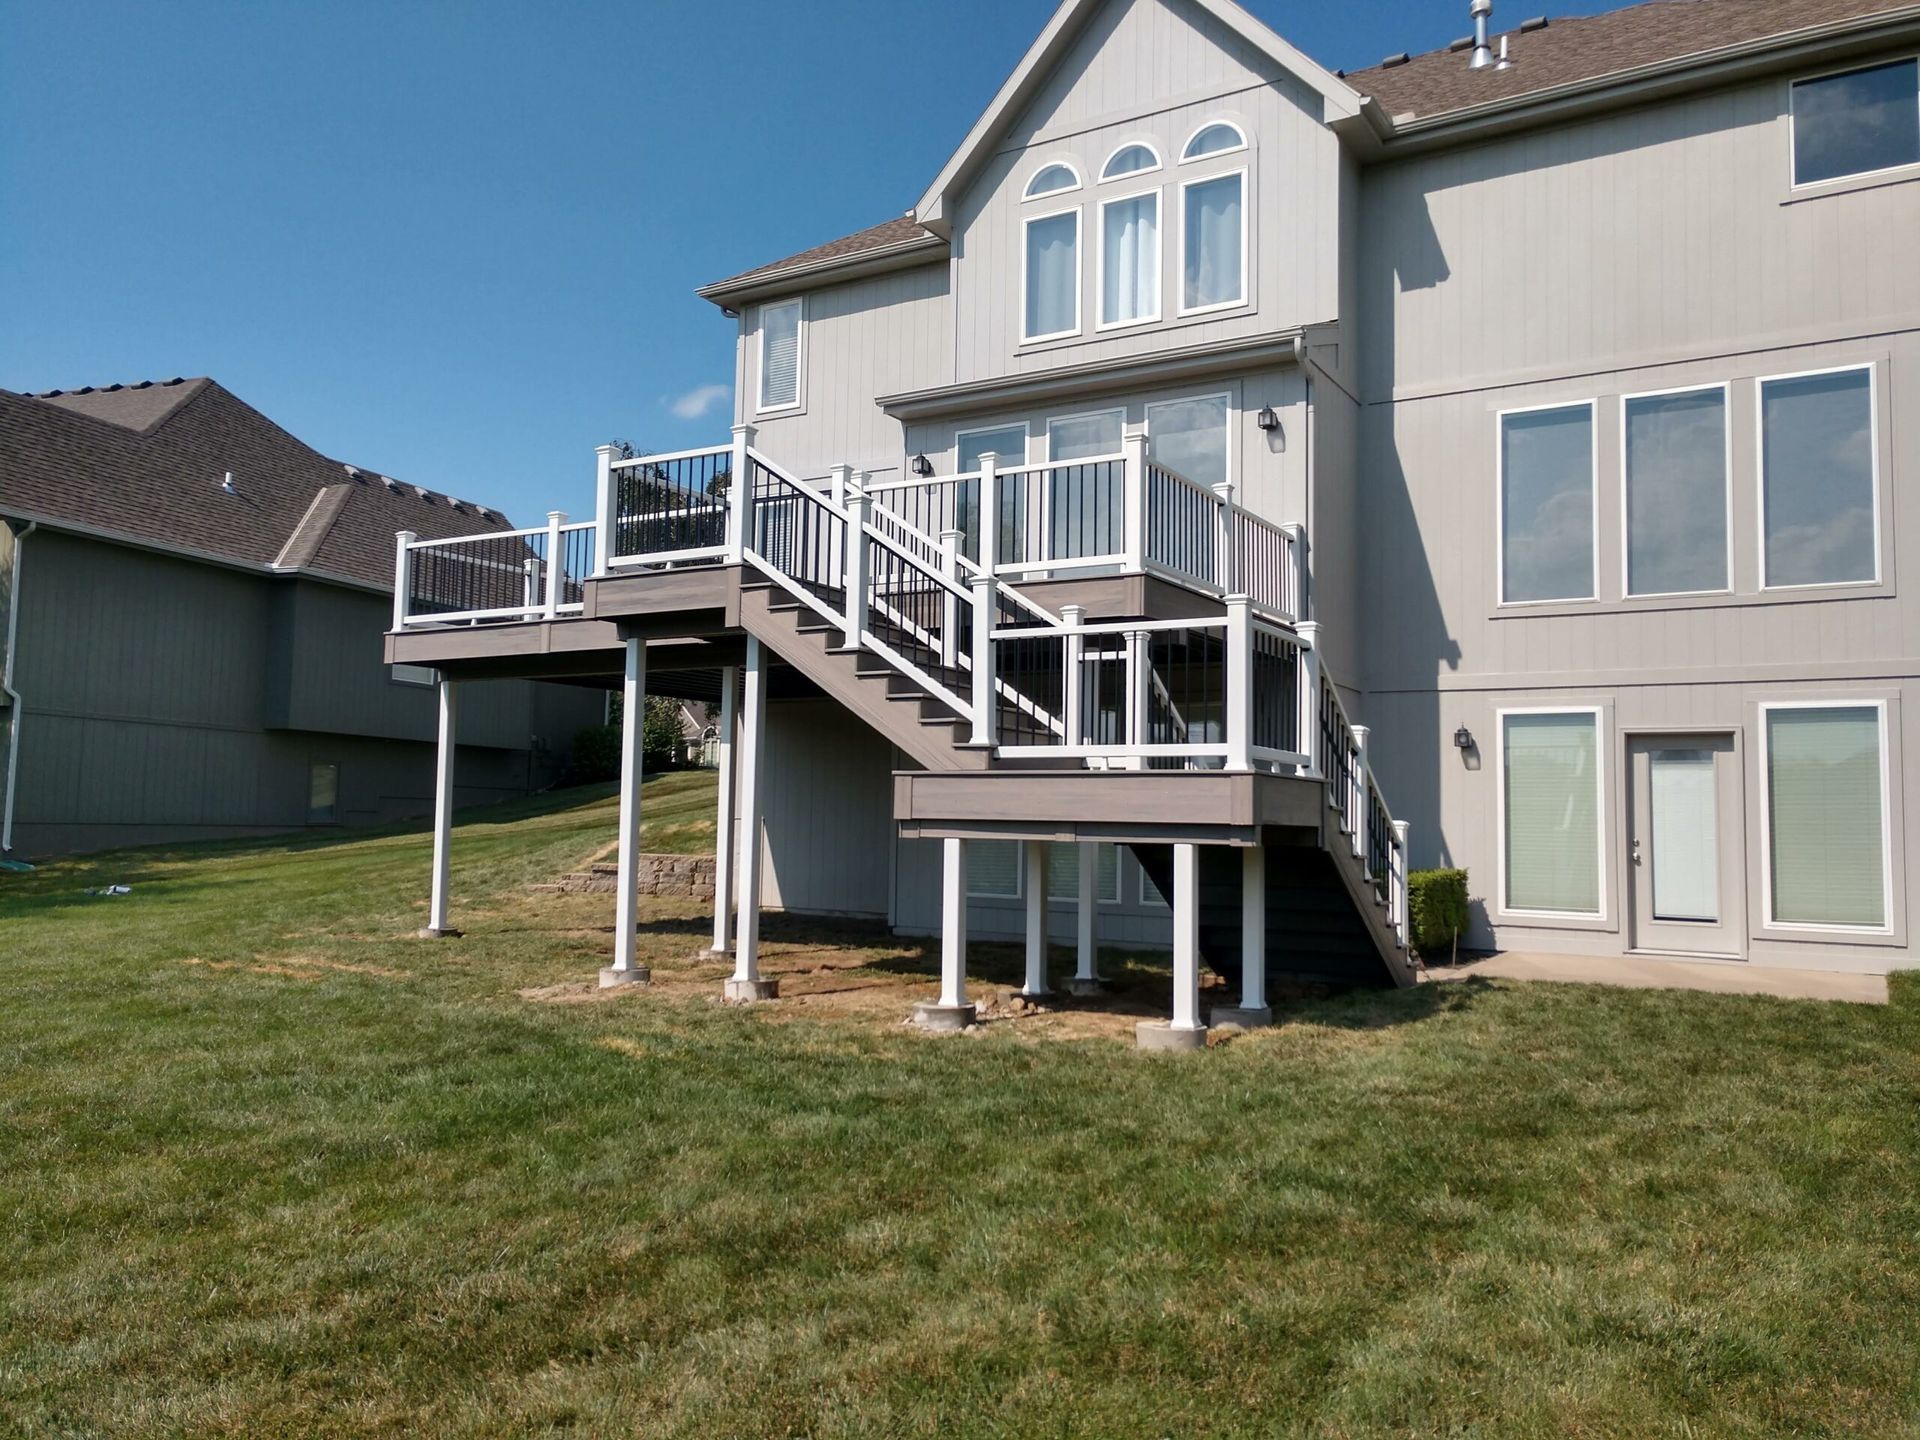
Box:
[2,778,1918,1438]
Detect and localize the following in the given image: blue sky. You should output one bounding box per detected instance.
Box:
[2,0,1619,524]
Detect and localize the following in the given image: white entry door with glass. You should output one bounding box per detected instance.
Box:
[1626,733,1745,957]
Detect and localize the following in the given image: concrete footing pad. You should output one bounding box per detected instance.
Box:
[1136,1021,1209,1052]
[723,977,780,1003]
[599,966,651,988]
[911,1001,977,1032]
[1063,977,1106,998]
[417,926,462,940]
[1210,1005,1273,1029]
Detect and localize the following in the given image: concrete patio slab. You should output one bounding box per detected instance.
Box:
[1425,953,1888,1004]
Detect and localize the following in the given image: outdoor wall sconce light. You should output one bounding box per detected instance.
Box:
[1453,725,1475,750]
[1255,405,1280,430]
[910,453,933,477]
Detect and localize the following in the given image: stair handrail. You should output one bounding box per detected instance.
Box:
[1314,664,1411,950]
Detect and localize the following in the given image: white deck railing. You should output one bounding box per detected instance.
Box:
[391,514,594,629]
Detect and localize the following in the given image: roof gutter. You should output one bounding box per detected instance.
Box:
[3,521,36,854]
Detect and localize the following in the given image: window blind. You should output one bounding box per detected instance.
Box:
[1767,706,1885,927]
[1504,712,1601,914]
[1046,843,1121,903]
[966,840,1021,899]
[758,300,801,409]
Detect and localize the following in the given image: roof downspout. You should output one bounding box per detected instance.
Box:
[2,521,36,854]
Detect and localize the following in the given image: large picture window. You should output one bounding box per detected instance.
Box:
[1624,386,1729,597]
[1098,190,1159,328]
[1763,704,1889,929]
[1791,59,1920,187]
[1023,209,1080,341]
[1502,711,1602,916]
[1179,171,1244,314]
[756,298,803,412]
[1500,403,1595,604]
[1761,367,1877,589]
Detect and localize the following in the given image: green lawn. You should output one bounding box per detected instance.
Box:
[2,781,1917,1438]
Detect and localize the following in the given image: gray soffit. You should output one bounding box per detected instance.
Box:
[697,217,948,309]
[877,333,1306,423]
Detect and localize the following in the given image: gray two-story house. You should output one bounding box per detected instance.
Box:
[389,0,1920,1044]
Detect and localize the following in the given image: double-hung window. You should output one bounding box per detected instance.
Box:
[1760,366,1878,589]
[757,298,803,413]
[1178,122,1246,315]
[1624,386,1730,597]
[1501,710,1603,917]
[1499,402,1595,604]
[1762,703,1890,930]
[1791,59,1920,187]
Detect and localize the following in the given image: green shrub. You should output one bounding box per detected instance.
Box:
[567,724,621,785]
[642,697,684,773]
[1409,867,1470,961]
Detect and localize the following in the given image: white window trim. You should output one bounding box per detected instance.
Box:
[1020,204,1082,344]
[1618,381,1734,601]
[1099,140,1162,181]
[755,296,805,416]
[1179,120,1248,162]
[1144,391,1234,486]
[1094,185,1162,332]
[966,839,1024,901]
[1023,160,1083,201]
[1756,698,1895,936]
[1495,706,1609,923]
[1175,166,1249,318]
[1495,399,1600,608]
[1046,405,1127,461]
[1139,860,1169,908]
[1756,362,1882,592]
[954,420,1031,471]
[1788,56,1920,191]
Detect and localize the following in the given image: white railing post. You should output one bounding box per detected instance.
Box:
[1282,522,1309,622]
[392,531,416,630]
[1061,603,1085,749]
[1392,819,1412,949]
[978,451,999,578]
[543,510,566,618]
[828,462,853,595]
[1297,620,1322,778]
[1351,724,1370,861]
[1122,428,1149,572]
[593,444,618,576]
[969,573,996,747]
[1211,481,1236,594]
[939,527,963,669]
[1225,595,1251,772]
[1124,628,1149,770]
[522,557,542,618]
[844,483,869,651]
[728,423,756,564]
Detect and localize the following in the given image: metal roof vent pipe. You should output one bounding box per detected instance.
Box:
[1496,34,1515,70]
[220,471,238,496]
[1469,0,1495,69]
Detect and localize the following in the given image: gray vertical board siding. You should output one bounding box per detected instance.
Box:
[755,698,894,917]
[890,832,1176,950]
[951,0,1342,385]
[739,265,953,484]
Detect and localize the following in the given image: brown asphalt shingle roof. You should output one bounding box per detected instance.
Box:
[1348,0,1916,122]
[703,214,941,293]
[0,377,512,591]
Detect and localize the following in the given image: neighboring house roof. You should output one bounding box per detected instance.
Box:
[0,377,511,591]
[1347,0,1918,123]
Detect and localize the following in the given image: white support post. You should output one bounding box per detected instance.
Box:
[710,665,739,956]
[828,463,853,607]
[1225,595,1252,772]
[421,677,458,938]
[1060,604,1085,749]
[522,557,542,618]
[1139,842,1208,1050]
[392,531,416,631]
[843,483,869,651]
[913,837,977,1030]
[939,527,963,669]
[978,451,1000,578]
[1123,629,1149,771]
[1281,523,1308,622]
[726,636,777,1001]
[968,573,996,748]
[727,423,756,564]
[1392,820,1412,950]
[593,445,618,576]
[1211,481,1236,594]
[1351,724,1370,862]
[1122,427,1149,573]
[601,637,649,986]
[1070,840,1101,994]
[1021,842,1051,998]
[1297,621,1322,778]
[543,510,566,619]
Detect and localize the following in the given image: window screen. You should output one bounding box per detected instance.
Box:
[1501,404,1594,603]
[966,840,1021,899]
[758,300,801,410]
[1503,712,1601,914]
[1046,842,1121,903]
[1766,706,1886,927]
[1625,388,1727,596]
[1761,369,1876,588]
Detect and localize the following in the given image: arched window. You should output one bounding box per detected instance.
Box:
[1023,162,1081,200]
[1100,142,1160,180]
[1181,121,1246,161]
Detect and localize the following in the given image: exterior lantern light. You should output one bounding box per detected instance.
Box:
[910,453,934,477]
[1453,725,1474,750]
[1255,406,1280,430]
